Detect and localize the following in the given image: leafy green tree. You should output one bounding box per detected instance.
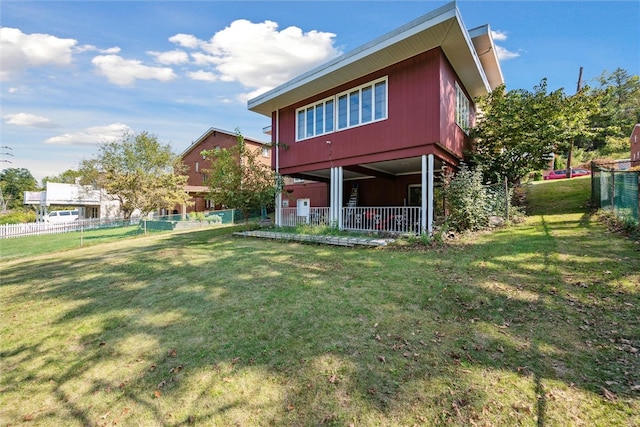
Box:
[471,79,599,183]
[202,129,276,223]
[588,68,640,153]
[0,167,38,210]
[79,132,190,219]
[470,80,565,183]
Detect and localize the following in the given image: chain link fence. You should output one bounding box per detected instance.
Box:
[591,160,640,225]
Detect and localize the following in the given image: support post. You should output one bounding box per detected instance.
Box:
[421,155,427,233]
[427,154,434,234]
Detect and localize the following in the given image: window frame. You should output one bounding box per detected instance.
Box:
[295,76,388,141]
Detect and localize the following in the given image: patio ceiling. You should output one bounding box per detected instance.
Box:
[293,156,444,182]
[249,2,502,117]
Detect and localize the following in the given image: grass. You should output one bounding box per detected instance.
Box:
[1,179,638,426]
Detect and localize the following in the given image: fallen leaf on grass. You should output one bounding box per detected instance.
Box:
[602,387,617,401]
[286,403,295,411]
[157,380,166,388]
[154,390,161,398]
[328,374,338,384]
[222,377,233,383]
[149,364,157,371]
[168,348,177,357]
[377,355,386,363]
[169,364,184,373]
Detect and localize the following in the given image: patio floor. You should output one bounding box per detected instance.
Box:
[233,230,395,247]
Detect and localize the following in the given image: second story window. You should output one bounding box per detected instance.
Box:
[261,147,269,157]
[455,83,470,133]
[297,97,335,140]
[296,76,387,141]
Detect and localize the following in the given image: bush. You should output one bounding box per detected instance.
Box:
[0,210,36,224]
[442,165,490,232]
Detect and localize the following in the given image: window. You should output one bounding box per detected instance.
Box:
[195,161,199,172]
[455,83,470,132]
[296,96,336,140]
[261,147,269,158]
[295,77,388,141]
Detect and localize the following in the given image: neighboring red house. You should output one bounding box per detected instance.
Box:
[248,2,503,234]
[179,127,270,214]
[631,124,640,166]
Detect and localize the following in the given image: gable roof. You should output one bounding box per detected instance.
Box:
[248,2,503,117]
[180,127,268,158]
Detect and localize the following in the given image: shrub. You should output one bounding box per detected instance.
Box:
[0,210,36,224]
[442,165,490,232]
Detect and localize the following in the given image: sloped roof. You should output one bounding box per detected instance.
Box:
[248,1,503,117]
[180,127,268,158]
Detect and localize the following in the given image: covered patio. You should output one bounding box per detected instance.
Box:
[276,153,446,235]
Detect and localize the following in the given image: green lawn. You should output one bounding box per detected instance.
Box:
[1,179,638,426]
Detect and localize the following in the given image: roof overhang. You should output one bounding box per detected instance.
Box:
[248,2,503,117]
[468,24,504,90]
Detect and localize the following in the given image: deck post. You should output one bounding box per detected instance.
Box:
[427,154,434,234]
[338,166,344,230]
[421,154,434,234]
[329,166,343,228]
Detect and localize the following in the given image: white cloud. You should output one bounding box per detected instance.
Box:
[171,19,341,91]
[169,33,201,49]
[187,70,218,82]
[491,30,519,60]
[0,27,77,80]
[491,30,508,42]
[91,55,177,86]
[75,44,121,54]
[4,112,57,128]
[44,123,132,145]
[148,49,189,65]
[495,45,520,60]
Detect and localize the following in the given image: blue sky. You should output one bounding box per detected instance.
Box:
[1,1,638,183]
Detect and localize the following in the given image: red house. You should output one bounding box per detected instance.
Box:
[179,127,270,214]
[248,2,503,234]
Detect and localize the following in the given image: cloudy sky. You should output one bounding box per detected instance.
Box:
[1,1,638,182]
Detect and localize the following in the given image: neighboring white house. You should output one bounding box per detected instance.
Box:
[24,182,126,222]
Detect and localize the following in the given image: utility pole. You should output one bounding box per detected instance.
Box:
[566,67,584,178]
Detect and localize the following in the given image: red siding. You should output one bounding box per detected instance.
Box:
[271,47,471,176]
[282,182,328,207]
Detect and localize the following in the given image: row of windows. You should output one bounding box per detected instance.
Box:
[296,77,388,141]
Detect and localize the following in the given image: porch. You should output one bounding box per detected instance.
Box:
[276,153,444,235]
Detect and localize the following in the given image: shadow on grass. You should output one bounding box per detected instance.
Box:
[1,217,638,425]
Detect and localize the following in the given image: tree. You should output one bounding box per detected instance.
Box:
[470,80,563,183]
[202,129,276,223]
[79,132,190,219]
[0,168,38,210]
[470,79,596,183]
[588,68,640,153]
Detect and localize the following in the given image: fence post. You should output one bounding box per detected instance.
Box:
[504,177,509,222]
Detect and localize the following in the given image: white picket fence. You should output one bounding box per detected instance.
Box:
[0,217,138,239]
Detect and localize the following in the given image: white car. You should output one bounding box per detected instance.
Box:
[45,209,79,223]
